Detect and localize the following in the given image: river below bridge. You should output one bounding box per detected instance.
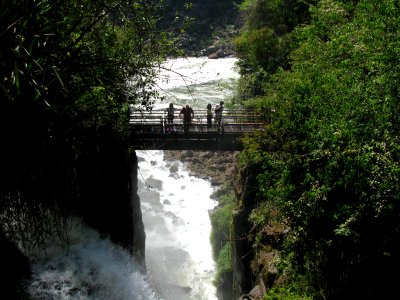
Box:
[153,56,239,111]
[138,56,239,300]
[25,57,239,300]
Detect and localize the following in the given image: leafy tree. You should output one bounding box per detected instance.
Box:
[0,0,177,253]
[161,0,240,46]
[234,0,317,102]
[239,0,400,298]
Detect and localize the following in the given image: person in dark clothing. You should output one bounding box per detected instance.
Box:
[214,101,224,133]
[206,103,213,132]
[179,104,194,133]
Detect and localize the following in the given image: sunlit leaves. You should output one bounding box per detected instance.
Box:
[237,0,400,297]
[0,0,179,253]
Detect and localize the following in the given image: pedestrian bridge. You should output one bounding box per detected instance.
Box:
[129,109,264,151]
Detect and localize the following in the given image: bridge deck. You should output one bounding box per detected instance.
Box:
[129,109,263,150]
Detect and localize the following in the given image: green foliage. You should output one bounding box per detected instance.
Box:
[214,242,233,285]
[237,0,400,298]
[264,287,311,300]
[158,0,240,51]
[209,189,236,291]
[234,0,317,102]
[0,0,178,252]
[210,192,235,260]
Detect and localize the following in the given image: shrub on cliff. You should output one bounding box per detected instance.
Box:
[238,0,400,298]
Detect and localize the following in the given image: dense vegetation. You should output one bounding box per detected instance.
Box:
[0,1,179,294]
[159,0,240,51]
[2,0,399,298]
[210,187,235,297]
[234,0,400,298]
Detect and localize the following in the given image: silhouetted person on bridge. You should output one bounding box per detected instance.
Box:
[207,103,213,132]
[179,104,194,133]
[214,101,224,133]
[166,103,176,124]
[165,103,176,133]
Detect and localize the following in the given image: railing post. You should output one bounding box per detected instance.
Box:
[161,116,163,134]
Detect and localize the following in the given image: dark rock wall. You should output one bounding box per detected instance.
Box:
[164,150,261,299]
[130,151,146,271]
[0,231,30,299]
[0,150,147,295]
[216,271,234,300]
[232,163,262,299]
[77,147,146,269]
[76,140,135,250]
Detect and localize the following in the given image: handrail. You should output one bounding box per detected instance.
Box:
[128,109,264,135]
[129,109,262,123]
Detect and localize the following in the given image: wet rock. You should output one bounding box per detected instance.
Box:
[140,190,161,205]
[209,165,219,171]
[169,164,179,173]
[191,157,202,164]
[164,150,238,188]
[181,150,194,159]
[216,49,227,58]
[169,173,180,180]
[217,165,227,172]
[145,177,163,190]
[211,179,221,186]
[248,284,264,300]
[177,286,192,293]
[203,45,218,56]
[208,52,218,59]
[200,152,213,159]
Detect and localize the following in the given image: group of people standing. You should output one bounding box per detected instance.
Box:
[165,101,224,133]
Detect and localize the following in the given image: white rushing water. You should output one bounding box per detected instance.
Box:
[26,57,239,300]
[27,223,160,300]
[137,57,239,300]
[137,151,218,299]
[154,56,239,110]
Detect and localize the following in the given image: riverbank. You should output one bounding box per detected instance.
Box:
[163,150,238,187]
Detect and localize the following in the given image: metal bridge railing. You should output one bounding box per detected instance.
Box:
[129,109,264,134]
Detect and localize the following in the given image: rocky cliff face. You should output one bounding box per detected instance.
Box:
[163,150,280,300]
[0,231,30,299]
[231,163,262,299]
[163,150,237,186]
[233,163,286,300]
[76,144,143,261]
[163,150,258,299]
[131,152,146,271]
[85,150,146,270]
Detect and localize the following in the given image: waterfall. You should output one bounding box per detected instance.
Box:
[27,223,160,300]
[137,57,239,300]
[25,57,239,300]
[137,150,218,299]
